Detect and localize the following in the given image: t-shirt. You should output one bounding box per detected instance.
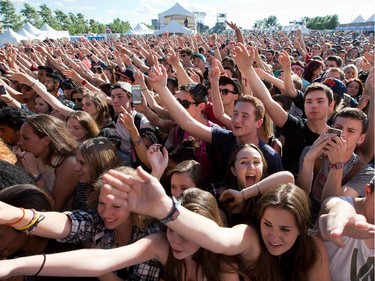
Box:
[299,150,374,201]
[203,102,227,128]
[281,113,320,175]
[210,127,283,183]
[324,197,374,281]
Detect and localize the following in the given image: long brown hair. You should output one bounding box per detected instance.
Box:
[249,183,319,281]
[164,188,240,281]
[25,114,77,167]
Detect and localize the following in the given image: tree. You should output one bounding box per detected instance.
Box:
[89,19,105,34]
[39,4,60,30]
[306,14,339,30]
[55,10,71,31]
[20,3,42,27]
[0,0,22,30]
[109,18,131,33]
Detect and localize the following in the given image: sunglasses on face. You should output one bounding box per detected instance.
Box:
[219,88,236,95]
[177,98,200,109]
[71,98,83,103]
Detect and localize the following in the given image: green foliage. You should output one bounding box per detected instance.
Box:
[306,14,339,30]
[253,15,281,30]
[39,4,61,30]
[109,17,131,33]
[0,0,22,30]
[20,3,42,27]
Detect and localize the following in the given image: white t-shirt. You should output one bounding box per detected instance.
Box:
[324,197,374,281]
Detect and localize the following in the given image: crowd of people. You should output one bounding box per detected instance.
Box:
[0,22,374,281]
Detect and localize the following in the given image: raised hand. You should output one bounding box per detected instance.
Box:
[279,50,291,70]
[147,144,169,179]
[319,212,375,248]
[232,43,255,74]
[101,167,172,219]
[147,55,168,94]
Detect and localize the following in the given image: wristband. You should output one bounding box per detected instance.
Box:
[329,162,344,169]
[160,197,180,224]
[32,173,43,183]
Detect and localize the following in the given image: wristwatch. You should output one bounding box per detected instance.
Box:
[160,197,180,224]
[329,162,344,169]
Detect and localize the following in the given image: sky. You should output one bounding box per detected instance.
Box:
[10,0,375,29]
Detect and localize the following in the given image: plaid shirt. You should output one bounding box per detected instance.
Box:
[58,210,162,281]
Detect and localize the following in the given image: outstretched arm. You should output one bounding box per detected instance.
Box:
[147,55,212,143]
[101,167,261,260]
[0,234,168,279]
[233,44,288,128]
[319,197,375,248]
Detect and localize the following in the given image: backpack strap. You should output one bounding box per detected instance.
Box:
[342,159,368,186]
[133,112,143,131]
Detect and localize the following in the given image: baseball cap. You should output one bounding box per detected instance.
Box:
[323,78,346,98]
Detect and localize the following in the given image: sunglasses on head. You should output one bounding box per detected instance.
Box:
[71,98,83,103]
[177,98,200,109]
[219,88,236,95]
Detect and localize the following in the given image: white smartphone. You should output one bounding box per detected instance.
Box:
[131,85,142,105]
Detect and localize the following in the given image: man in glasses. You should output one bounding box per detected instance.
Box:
[165,83,216,178]
[203,76,241,129]
[148,69,283,184]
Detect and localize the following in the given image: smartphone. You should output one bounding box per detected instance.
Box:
[131,85,142,105]
[327,127,342,137]
[0,85,7,95]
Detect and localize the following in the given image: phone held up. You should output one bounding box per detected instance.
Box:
[327,127,342,138]
[0,85,8,95]
[131,85,142,105]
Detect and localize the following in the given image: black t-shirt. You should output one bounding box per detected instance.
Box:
[281,114,320,176]
[210,127,283,183]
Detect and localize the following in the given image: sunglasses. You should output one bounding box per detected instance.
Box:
[71,98,83,103]
[177,98,201,109]
[219,88,236,95]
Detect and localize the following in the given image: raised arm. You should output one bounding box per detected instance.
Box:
[356,67,374,164]
[147,55,212,143]
[101,167,261,259]
[278,50,298,99]
[10,72,74,117]
[0,234,168,279]
[209,60,232,129]
[233,44,288,128]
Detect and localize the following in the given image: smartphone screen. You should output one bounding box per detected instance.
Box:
[131,85,142,105]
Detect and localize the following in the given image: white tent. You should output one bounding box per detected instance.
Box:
[125,23,153,35]
[351,15,365,23]
[0,28,29,46]
[158,2,195,29]
[40,23,70,39]
[282,24,310,34]
[154,19,193,36]
[22,22,47,40]
[16,28,39,41]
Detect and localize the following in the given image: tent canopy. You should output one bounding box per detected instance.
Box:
[154,19,193,36]
[125,23,154,35]
[16,28,39,41]
[0,28,28,46]
[158,2,194,18]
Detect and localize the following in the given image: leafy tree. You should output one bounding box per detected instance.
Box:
[306,14,339,30]
[20,3,42,27]
[39,4,60,30]
[89,19,105,34]
[253,15,280,30]
[109,18,131,33]
[55,10,71,31]
[0,0,22,30]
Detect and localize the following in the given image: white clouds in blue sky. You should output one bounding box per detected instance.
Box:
[11,0,375,29]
